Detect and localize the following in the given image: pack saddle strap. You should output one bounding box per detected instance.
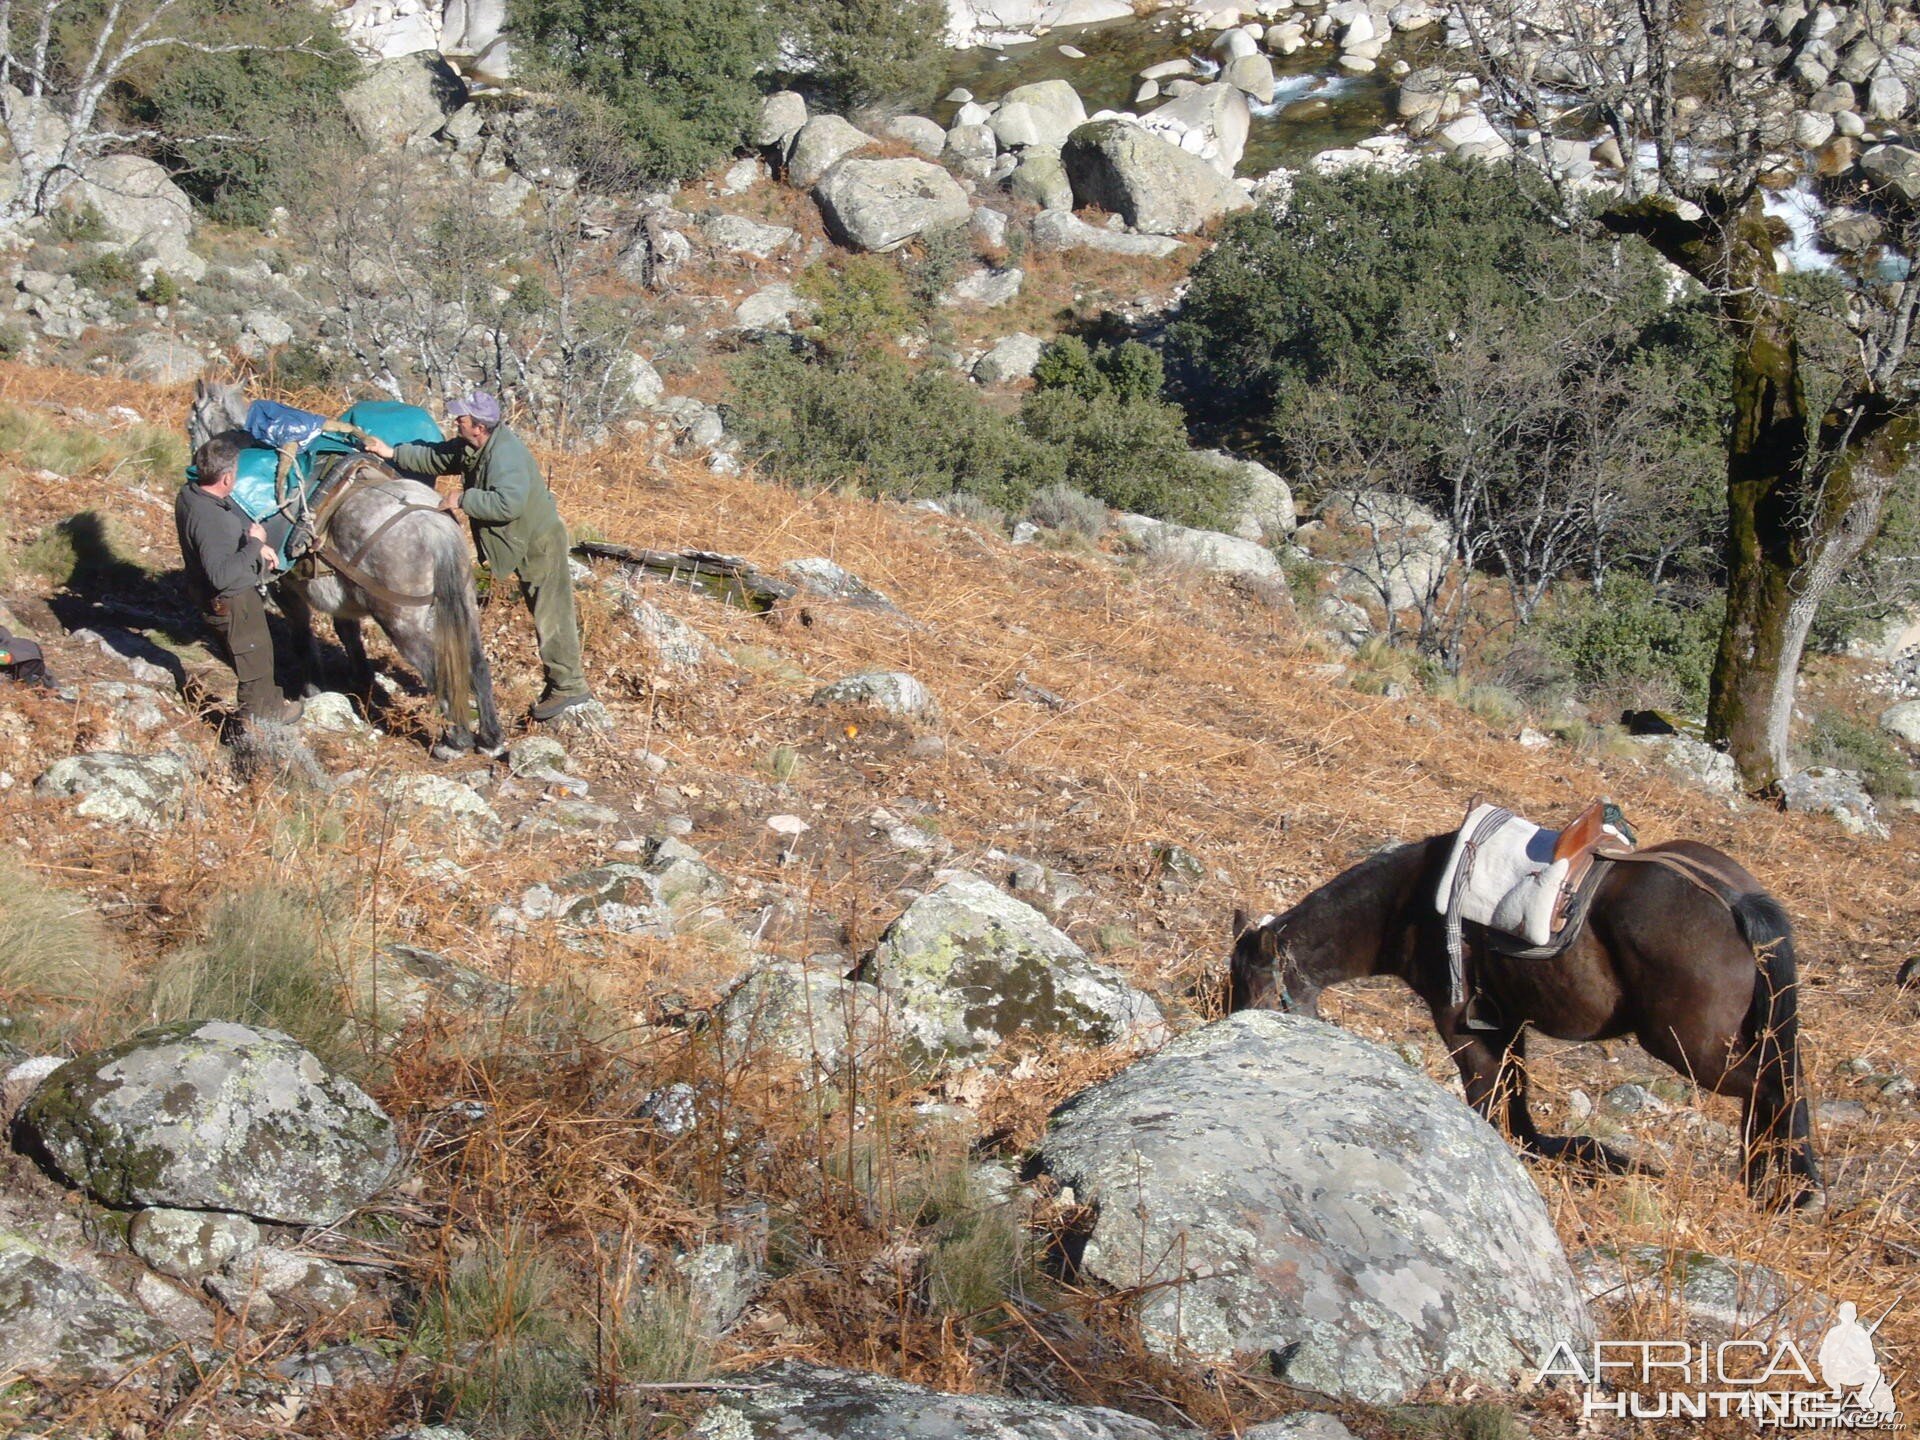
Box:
[1594,845,1751,910]
[306,461,438,608]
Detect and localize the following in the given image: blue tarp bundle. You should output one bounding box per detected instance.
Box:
[226,400,444,525]
[244,399,330,453]
[338,401,443,451]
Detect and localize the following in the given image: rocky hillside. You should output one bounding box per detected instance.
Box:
[1,359,1918,1437]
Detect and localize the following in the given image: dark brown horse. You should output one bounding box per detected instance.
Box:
[1229,834,1821,1209]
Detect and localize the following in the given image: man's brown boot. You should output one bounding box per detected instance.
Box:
[248,696,305,725]
[529,689,592,722]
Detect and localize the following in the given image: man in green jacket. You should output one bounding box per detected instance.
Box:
[363,391,592,721]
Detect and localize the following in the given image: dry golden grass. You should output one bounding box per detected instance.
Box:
[1,358,1917,1437]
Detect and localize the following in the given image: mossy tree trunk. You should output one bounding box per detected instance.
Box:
[1606,199,1918,789]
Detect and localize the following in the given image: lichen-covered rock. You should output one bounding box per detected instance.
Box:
[1780,767,1888,839]
[1061,118,1252,234]
[1194,449,1297,541]
[506,733,568,777]
[512,838,727,936]
[367,943,519,1022]
[35,750,193,828]
[1881,699,1920,746]
[1574,1245,1833,1342]
[129,1207,259,1280]
[988,79,1089,149]
[1009,146,1074,210]
[0,1231,175,1383]
[1636,733,1740,796]
[754,90,808,152]
[692,1360,1197,1439]
[621,597,718,674]
[811,670,941,721]
[80,681,183,751]
[786,114,875,188]
[299,691,375,736]
[1317,489,1452,612]
[19,1022,399,1224]
[1244,1418,1357,1440]
[1030,208,1185,256]
[1034,1011,1592,1403]
[515,799,625,834]
[1116,513,1286,582]
[207,1245,360,1323]
[974,332,1047,384]
[814,157,972,253]
[375,772,501,838]
[856,872,1163,1063]
[781,558,900,613]
[715,962,896,1078]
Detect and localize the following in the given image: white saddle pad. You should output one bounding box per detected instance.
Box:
[1434,804,1568,947]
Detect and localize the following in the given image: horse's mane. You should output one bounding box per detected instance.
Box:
[1292,834,1446,922]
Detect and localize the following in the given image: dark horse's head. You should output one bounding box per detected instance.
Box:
[1229,839,1439,1019]
[1229,906,1320,1018]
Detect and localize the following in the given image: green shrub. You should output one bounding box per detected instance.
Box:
[70,249,138,293]
[1027,482,1107,538]
[908,1158,1027,1320]
[1170,160,1730,593]
[615,1275,716,1385]
[0,322,28,359]
[1022,336,1238,528]
[138,270,180,306]
[943,490,1007,531]
[514,0,774,183]
[900,224,972,313]
[418,1230,595,1438]
[47,205,110,242]
[1540,573,1722,713]
[797,255,916,359]
[144,884,361,1072]
[730,344,1064,511]
[0,861,127,1050]
[116,3,357,226]
[1803,711,1917,799]
[781,0,949,109]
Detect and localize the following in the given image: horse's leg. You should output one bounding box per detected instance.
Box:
[277,580,326,698]
[1436,1009,1635,1173]
[377,604,474,753]
[336,617,375,695]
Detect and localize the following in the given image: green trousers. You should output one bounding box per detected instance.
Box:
[516,525,586,697]
[205,587,287,716]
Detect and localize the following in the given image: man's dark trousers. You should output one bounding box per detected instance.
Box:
[205,588,281,715]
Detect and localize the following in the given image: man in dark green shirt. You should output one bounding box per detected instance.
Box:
[363,391,591,721]
[179,434,302,724]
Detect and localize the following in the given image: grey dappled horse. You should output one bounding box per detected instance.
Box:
[187,379,502,753]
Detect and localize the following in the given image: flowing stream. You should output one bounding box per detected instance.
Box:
[903,14,1432,174]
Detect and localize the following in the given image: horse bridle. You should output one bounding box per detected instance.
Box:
[1244,912,1303,1011]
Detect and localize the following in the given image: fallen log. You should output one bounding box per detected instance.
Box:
[570,541,798,612]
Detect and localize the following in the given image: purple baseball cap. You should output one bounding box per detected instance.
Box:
[448,390,502,426]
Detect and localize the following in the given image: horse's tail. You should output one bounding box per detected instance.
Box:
[429,525,499,750]
[1731,888,1821,1202]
